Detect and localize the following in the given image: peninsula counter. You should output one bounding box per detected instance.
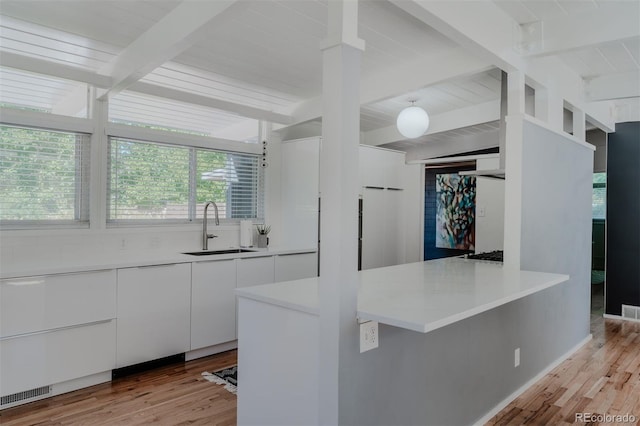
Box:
[235,258,574,425]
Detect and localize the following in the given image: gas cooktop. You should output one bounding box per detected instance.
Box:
[464,250,504,262]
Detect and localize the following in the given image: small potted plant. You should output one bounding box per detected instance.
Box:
[255,224,271,248]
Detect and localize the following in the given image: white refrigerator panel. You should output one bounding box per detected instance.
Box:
[280,138,320,249]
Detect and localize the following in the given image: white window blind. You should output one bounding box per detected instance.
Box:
[592,173,606,220]
[108,137,263,223]
[0,125,90,226]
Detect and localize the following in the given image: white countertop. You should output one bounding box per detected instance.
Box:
[0,246,316,279]
[235,257,569,333]
[236,278,319,315]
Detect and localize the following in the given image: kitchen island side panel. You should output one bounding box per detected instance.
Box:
[340,284,572,425]
[519,120,593,344]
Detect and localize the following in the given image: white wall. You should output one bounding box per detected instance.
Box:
[0,226,243,268]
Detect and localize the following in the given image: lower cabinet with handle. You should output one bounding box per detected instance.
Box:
[191,259,237,350]
[0,270,117,407]
[274,252,318,282]
[116,263,191,368]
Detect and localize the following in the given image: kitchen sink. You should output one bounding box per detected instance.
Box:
[182,249,257,256]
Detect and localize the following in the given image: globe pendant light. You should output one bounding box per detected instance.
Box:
[396,101,429,139]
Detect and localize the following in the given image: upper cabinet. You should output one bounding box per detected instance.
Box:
[280,137,321,249]
[280,140,422,268]
[359,145,406,190]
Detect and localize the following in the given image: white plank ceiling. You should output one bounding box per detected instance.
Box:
[0,0,638,153]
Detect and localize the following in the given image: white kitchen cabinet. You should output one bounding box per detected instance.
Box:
[116,263,191,368]
[280,137,320,249]
[361,187,386,270]
[361,187,403,270]
[359,145,406,190]
[1,320,116,397]
[191,259,237,350]
[383,189,403,267]
[0,270,117,400]
[0,270,116,338]
[359,146,387,189]
[274,252,318,282]
[236,256,275,288]
[235,255,275,338]
[279,141,420,270]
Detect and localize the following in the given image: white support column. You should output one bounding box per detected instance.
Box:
[318,1,364,424]
[90,89,109,230]
[507,71,526,117]
[535,87,564,132]
[573,109,586,141]
[503,70,526,270]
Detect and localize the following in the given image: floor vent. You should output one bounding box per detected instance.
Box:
[621,304,640,321]
[1,385,51,408]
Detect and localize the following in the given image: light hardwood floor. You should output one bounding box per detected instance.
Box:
[2,291,638,425]
[486,315,640,425]
[0,350,238,425]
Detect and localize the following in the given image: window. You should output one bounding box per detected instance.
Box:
[0,125,90,227]
[107,137,263,223]
[109,90,258,141]
[0,67,89,118]
[592,172,606,220]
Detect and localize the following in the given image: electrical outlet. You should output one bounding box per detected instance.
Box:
[514,348,520,367]
[360,321,379,353]
[477,207,486,217]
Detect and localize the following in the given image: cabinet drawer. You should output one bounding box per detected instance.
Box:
[274,253,318,282]
[1,270,117,338]
[236,256,275,288]
[0,320,116,396]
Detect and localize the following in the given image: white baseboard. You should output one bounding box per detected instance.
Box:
[603,313,640,323]
[185,340,238,362]
[473,334,593,426]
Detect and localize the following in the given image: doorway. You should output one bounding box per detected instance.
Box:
[590,172,606,320]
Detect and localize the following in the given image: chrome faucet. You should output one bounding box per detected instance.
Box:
[202,201,220,250]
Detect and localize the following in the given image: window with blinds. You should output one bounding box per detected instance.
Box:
[592,172,606,220]
[0,125,90,227]
[107,137,263,223]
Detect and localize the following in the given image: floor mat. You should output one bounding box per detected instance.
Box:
[202,365,237,394]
